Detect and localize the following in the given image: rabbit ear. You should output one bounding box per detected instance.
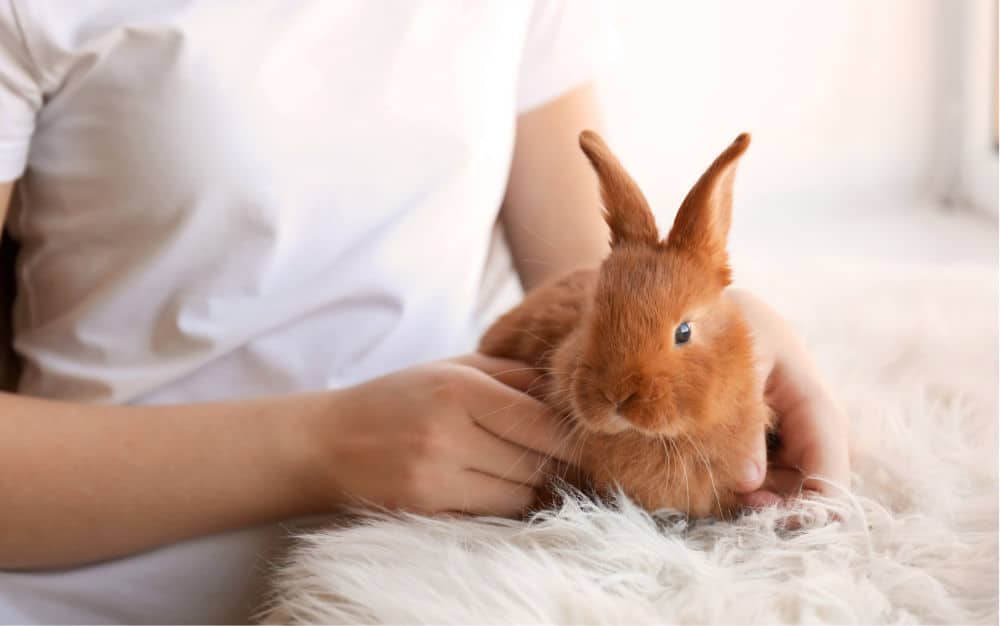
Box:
[665,133,750,284]
[579,130,659,247]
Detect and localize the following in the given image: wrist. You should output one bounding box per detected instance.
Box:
[265,388,353,517]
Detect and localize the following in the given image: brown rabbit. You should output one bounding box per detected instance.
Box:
[479,131,772,519]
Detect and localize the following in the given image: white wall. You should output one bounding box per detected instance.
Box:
[597,1,952,220]
[938,0,998,216]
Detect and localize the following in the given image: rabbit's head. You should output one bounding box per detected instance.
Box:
[550,131,757,440]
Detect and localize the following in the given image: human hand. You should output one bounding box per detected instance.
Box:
[296,353,576,517]
[724,288,852,507]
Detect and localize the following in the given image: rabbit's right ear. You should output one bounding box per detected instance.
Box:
[664,133,750,283]
[579,130,659,247]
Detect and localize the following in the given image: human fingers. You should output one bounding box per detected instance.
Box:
[735,467,803,510]
[460,423,557,487]
[731,418,768,494]
[452,469,538,517]
[458,369,579,465]
[738,490,784,510]
[452,353,547,392]
[761,466,807,497]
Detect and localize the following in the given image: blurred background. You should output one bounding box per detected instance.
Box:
[593,0,997,273]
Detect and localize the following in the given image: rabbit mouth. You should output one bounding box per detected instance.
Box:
[567,394,632,434]
[601,411,632,434]
[604,408,690,439]
[577,407,679,437]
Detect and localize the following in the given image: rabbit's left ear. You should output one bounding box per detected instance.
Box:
[579,130,659,247]
[665,133,750,284]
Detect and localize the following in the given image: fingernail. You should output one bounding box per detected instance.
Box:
[743,460,761,484]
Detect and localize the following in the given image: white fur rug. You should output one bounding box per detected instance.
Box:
[260,258,998,624]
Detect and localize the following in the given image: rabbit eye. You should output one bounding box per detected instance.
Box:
[674,321,692,345]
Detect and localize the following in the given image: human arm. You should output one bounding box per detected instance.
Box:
[0,386,313,569]
[0,351,571,570]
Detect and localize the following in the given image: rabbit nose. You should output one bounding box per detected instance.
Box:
[602,389,638,408]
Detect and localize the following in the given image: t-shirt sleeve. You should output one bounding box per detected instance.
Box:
[515,0,622,114]
[0,0,42,182]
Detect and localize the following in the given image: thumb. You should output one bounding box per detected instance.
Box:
[732,420,768,493]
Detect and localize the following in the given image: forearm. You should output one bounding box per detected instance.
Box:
[0,391,320,569]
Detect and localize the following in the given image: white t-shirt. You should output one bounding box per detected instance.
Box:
[0,0,617,622]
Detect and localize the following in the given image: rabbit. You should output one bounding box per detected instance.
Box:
[479,130,773,519]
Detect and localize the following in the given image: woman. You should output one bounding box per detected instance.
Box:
[0,1,849,622]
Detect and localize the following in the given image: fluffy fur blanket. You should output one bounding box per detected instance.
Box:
[260,258,998,624]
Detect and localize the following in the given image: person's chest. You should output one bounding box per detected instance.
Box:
[14,0,530,332]
[25,0,529,219]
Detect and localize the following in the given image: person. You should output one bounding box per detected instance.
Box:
[0,1,850,623]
